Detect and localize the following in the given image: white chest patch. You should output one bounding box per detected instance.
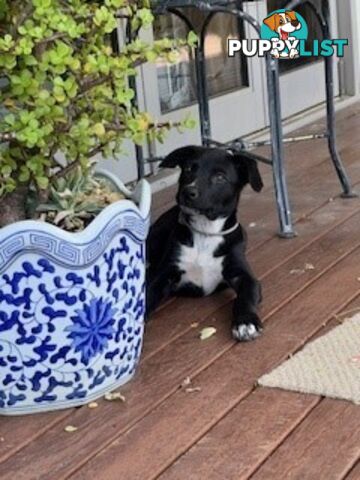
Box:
[177,216,226,296]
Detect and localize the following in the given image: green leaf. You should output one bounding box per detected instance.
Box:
[93,123,106,137]
[39,89,50,100]
[137,8,154,28]
[187,31,198,48]
[19,167,30,182]
[4,114,15,126]
[1,165,12,176]
[36,176,49,189]
[183,116,197,129]
[24,55,38,66]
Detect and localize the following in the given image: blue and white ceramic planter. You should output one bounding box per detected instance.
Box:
[0,176,151,415]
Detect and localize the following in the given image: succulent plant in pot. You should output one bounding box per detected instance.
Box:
[0,0,195,414]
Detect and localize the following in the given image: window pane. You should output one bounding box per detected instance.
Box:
[154,10,249,114]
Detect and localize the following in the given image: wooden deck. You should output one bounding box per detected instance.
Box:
[1,103,360,480]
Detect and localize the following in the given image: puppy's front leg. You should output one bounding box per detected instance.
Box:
[223,253,263,342]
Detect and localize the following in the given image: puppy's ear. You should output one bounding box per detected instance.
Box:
[263,13,279,32]
[160,146,203,169]
[286,10,297,21]
[233,153,264,193]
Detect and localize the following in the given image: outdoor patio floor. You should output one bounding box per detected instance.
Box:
[1,103,360,480]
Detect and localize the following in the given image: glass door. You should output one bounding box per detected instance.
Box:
[141,1,267,158]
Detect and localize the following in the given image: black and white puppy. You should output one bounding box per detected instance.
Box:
[146,146,264,341]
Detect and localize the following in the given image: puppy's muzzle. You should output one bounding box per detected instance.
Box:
[182,185,199,202]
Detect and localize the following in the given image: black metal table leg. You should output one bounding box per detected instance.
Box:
[321,0,357,198]
[266,56,296,238]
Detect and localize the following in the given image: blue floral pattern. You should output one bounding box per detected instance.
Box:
[0,207,148,415]
[66,298,118,365]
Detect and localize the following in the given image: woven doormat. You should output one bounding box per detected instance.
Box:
[258,313,360,404]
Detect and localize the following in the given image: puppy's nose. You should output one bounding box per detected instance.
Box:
[291,19,299,26]
[184,185,199,200]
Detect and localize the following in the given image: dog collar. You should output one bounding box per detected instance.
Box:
[179,212,239,237]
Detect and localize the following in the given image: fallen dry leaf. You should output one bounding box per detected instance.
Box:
[185,386,202,393]
[200,326,217,340]
[64,425,78,433]
[181,376,201,393]
[181,376,191,387]
[104,392,126,402]
[88,402,98,409]
[305,263,315,270]
[290,268,304,275]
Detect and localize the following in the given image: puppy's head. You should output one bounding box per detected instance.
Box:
[160,146,263,220]
[264,11,300,40]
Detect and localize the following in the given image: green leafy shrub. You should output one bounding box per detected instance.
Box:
[0,0,196,227]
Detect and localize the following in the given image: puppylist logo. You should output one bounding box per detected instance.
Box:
[228,9,348,60]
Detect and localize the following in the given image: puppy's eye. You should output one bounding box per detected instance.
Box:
[279,18,284,24]
[286,16,291,22]
[213,172,227,183]
[183,164,194,173]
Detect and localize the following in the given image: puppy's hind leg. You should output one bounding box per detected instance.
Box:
[146,267,179,320]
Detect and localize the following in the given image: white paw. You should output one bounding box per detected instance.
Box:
[271,49,280,59]
[232,323,262,342]
[289,49,299,59]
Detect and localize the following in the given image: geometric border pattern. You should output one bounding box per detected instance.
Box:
[0,208,149,273]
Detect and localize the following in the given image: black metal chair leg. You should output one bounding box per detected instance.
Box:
[266,56,296,238]
[322,1,357,198]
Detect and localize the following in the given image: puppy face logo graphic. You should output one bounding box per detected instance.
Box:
[264,11,301,41]
[262,9,308,59]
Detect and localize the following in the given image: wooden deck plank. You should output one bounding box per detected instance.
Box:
[345,461,360,479]
[64,237,360,479]
[157,391,321,480]
[1,195,360,479]
[249,399,360,480]
[0,411,74,464]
